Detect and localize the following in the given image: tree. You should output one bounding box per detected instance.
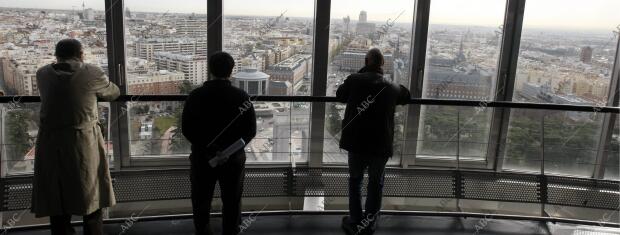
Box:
[171,81,195,154]
[392,107,406,155]
[5,110,32,168]
[505,116,540,162]
[130,105,150,115]
[326,103,342,137]
[419,106,458,153]
[179,80,195,95]
[170,106,191,154]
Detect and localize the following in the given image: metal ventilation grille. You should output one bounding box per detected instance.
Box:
[291,168,455,198]
[113,168,291,201]
[1,179,32,211]
[241,167,290,197]
[546,176,620,210]
[461,172,540,203]
[1,168,618,212]
[292,168,364,197]
[113,169,192,202]
[383,169,455,198]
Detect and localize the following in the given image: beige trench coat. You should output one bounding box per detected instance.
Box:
[31,59,120,217]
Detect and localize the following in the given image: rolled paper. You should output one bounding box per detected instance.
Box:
[208,138,246,167]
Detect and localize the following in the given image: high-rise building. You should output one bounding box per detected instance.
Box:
[266,54,311,90]
[154,52,208,85]
[125,7,132,18]
[134,38,208,61]
[84,8,95,21]
[359,11,367,23]
[127,70,185,95]
[333,50,393,75]
[356,11,375,36]
[580,46,593,64]
[343,16,351,35]
[175,18,208,36]
[273,46,294,64]
[1,56,53,95]
[455,38,467,63]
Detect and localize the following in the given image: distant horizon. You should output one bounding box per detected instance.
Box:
[0,0,618,34]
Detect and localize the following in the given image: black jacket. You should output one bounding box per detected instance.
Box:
[336,70,410,157]
[182,79,256,159]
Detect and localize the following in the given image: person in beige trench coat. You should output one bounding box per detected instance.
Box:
[31,39,120,235]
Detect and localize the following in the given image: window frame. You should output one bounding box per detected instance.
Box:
[2,0,617,177]
[404,0,517,170]
[99,0,620,175]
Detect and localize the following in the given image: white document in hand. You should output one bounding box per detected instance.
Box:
[208,138,246,167]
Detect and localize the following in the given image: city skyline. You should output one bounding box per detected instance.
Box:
[0,0,618,31]
[0,0,617,179]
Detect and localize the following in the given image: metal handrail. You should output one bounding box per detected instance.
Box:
[0,95,617,113]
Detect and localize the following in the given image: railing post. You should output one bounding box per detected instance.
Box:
[456,109,460,169]
[540,113,547,217]
[287,166,294,197]
[0,176,4,212]
[0,107,4,179]
[540,114,545,175]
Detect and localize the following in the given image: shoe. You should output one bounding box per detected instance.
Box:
[356,213,380,235]
[359,227,375,235]
[354,225,375,235]
[363,213,379,234]
[341,216,358,235]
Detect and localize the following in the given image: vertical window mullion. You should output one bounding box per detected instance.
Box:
[593,37,620,179]
[106,0,130,170]
[402,0,431,168]
[489,0,526,172]
[207,0,223,81]
[308,0,331,168]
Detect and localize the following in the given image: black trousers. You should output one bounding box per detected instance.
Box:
[190,151,246,235]
[49,209,103,235]
[348,153,388,225]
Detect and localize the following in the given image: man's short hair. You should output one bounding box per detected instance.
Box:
[209,51,235,78]
[365,48,384,69]
[55,39,83,60]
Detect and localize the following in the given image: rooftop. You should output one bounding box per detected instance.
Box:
[154,52,206,61]
[233,68,270,80]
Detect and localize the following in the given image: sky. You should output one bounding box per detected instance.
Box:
[1,0,619,31]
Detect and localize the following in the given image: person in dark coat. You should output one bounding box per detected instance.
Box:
[33,39,119,235]
[336,48,410,235]
[182,51,257,235]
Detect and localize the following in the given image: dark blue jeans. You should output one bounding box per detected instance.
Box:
[348,152,389,224]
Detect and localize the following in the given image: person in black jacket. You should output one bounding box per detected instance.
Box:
[182,51,256,235]
[337,48,410,235]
